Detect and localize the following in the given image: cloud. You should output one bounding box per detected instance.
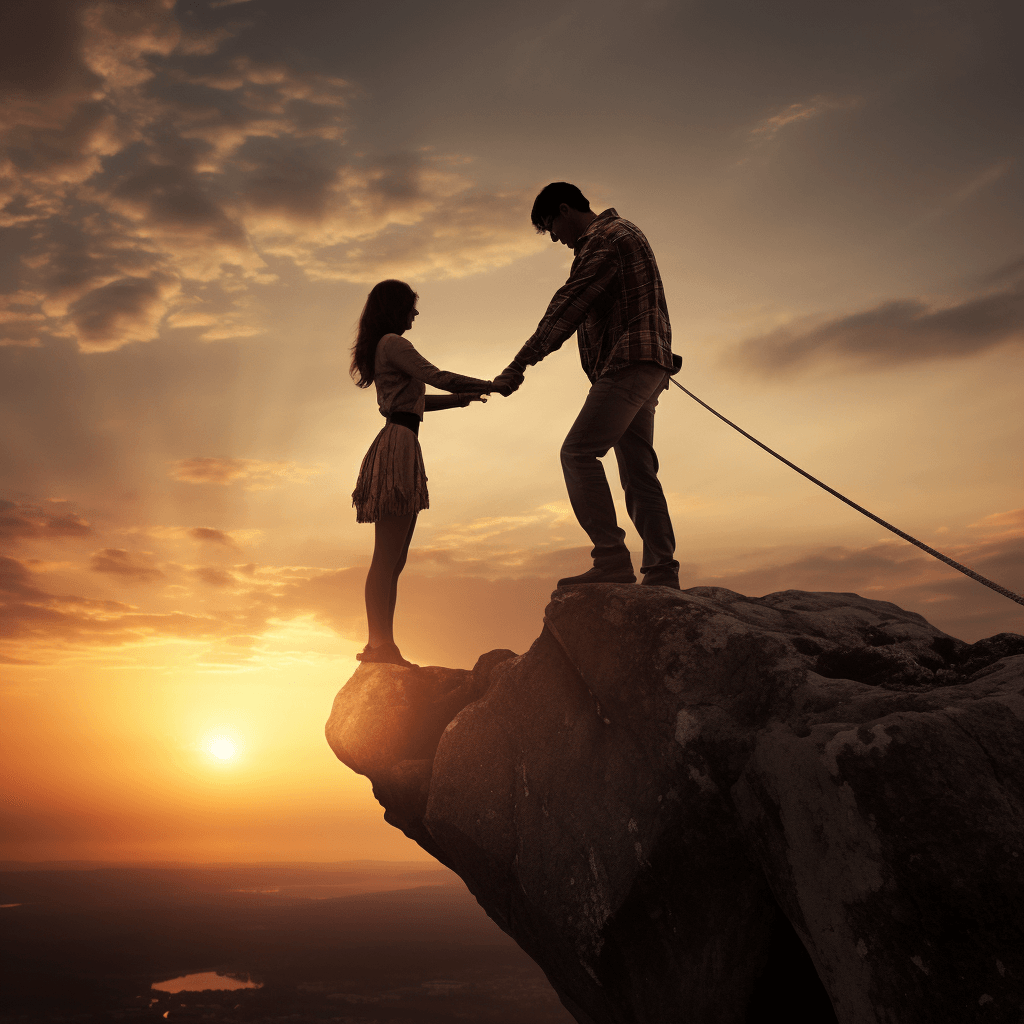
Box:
[969,506,1024,535]
[283,186,540,284]
[66,273,181,352]
[270,527,1023,657]
[0,292,47,347]
[189,526,235,545]
[193,565,234,587]
[1,553,51,601]
[0,549,341,663]
[749,95,861,143]
[693,527,1023,643]
[919,159,1013,223]
[0,2,544,351]
[981,254,1024,287]
[168,457,322,489]
[89,547,164,581]
[4,507,1020,668]
[0,1,97,97]
[403,505,583,580]
[0,500,93,544]
[0,553,235,650]
[1,553,145,648]
[730,278,1024,373]
[122,524,261,545]
[702,542,932,597]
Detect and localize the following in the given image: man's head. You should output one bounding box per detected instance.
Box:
[531,182,595,249]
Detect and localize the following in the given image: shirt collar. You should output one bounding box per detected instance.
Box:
[574,208,617,254]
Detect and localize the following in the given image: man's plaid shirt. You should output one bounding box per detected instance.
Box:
[514,208,674,382]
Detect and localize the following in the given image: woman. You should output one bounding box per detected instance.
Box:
[350,279,493,667]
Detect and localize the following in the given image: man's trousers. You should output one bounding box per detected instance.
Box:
[560,362,679,575]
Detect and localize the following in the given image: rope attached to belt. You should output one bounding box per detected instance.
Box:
[669,378,1024,607]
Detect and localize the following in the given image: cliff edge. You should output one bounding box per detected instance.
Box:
[326,586,1024,1024]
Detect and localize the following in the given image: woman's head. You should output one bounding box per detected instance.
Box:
[350,279,419,388]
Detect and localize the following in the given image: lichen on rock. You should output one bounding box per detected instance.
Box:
[326,586,1024,1024]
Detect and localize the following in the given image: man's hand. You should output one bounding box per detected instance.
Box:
[492,364,525,396]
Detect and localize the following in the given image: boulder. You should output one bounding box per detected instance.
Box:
[325,587,1024,1024]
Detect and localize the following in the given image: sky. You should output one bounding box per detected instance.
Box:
[1,0,1022,864]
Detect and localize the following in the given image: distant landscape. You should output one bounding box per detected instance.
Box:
[0,862,574,1023]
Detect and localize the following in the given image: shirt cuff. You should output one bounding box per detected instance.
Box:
[511,346,537,370]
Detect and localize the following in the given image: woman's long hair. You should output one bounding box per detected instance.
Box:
[349,279,418,388]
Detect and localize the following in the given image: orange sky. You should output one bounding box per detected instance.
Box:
[1,0,1022,863]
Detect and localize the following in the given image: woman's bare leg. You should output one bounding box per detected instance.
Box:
[365,512,416,648]
[385,513,417,643]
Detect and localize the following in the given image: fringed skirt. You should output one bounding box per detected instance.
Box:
[352,422,429,523]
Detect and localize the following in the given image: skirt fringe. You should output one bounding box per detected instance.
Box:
[352,422,429,523]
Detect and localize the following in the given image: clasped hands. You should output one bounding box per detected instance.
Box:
[490,362,526,397]
[462,361,525,404]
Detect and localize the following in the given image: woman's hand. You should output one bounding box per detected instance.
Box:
[462,392,488,405]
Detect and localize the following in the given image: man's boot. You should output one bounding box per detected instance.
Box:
[640,566,680,589]
[557,561,636,587]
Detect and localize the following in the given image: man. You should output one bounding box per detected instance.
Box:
[494,182,681,588]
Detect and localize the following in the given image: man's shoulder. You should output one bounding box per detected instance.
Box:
[611,216,649,241]
[575,210,655,264]
[573,210,622,253]
[589,210,649,246]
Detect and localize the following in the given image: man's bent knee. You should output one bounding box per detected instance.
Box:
[561,438,609,463]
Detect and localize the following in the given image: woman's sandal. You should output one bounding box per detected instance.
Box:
[356,642,417,668]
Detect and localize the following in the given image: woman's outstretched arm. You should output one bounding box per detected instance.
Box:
[385,335,492,394]
[423,393,487,412]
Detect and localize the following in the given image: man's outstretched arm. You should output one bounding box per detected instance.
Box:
[491,363,525,396]
[493,245,618,395]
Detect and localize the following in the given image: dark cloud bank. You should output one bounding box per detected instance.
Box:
[0,0,534,353]
[733,265,1024,373]
[3,519,1020,666]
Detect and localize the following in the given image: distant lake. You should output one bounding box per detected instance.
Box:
[1,863,573,1022]
[152,972,261,993]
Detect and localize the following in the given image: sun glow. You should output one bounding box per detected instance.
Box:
[209,737,236,760]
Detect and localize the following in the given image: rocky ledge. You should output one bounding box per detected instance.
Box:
[325,587,1024,1024]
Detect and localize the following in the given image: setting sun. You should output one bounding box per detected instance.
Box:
[209,737,236,761]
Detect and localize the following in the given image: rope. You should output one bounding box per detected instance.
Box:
[669,378,1024,608]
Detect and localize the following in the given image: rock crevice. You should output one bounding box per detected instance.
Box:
[326,586,1024,1024]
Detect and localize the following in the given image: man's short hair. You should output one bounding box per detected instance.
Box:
[531,182,592,233]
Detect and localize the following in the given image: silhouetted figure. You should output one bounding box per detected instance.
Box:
[493,183,681,588]
[351,280,492,667]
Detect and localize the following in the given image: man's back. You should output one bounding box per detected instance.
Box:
[573,209,673,381]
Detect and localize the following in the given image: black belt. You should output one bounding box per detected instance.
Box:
[385,410,420,436]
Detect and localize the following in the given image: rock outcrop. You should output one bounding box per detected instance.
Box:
[326,586,1024,1024]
